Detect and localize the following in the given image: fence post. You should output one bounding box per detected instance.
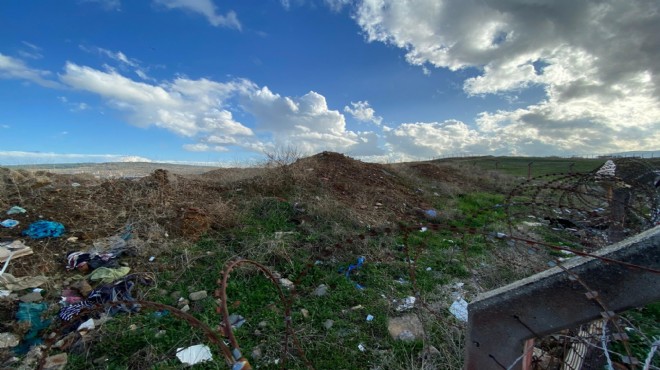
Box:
[527,162,534,180]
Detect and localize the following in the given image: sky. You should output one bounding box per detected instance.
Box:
[1,0,659,165]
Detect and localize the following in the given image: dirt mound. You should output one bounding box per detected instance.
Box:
[287,152,426,225]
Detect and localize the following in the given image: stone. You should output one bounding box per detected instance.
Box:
[180,304,190,312]
[312,284,328,297]
[387,314,424,341]
[251,346,263,360]
[279,278,294,290]
[43,353,68,370]
[0,332,20,348]
[258,321,268,328]
[323,319,334,330]
[300,308,309,319]
[189,290,207,301]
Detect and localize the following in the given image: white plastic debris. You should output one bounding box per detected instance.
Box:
[358,343,366,352]
[425,267,432,271]
[366,314,374,321]
[176,344,213,365]
[596,160,616,177]
[449,298,468,322]
[149,256,155,262]
[77,318,95,331]
[395,296,416,312]
[420,227,428,232]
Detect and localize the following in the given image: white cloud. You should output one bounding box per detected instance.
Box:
[1,125,9,129]
[60,62,255,142]
[344,100,382,125]
[325,0,351,12]
[18,41,43,60]
[352,0,660,156]
[0,151,151,165]
[153,0,241,30]
[0,53,60,88]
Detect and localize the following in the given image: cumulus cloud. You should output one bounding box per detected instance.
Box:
[0,53,61,88]
[353,0,660,155]
[60,62,255,142]
[154,0,241,30]
[344,100,382,125]
[243,87,380,154]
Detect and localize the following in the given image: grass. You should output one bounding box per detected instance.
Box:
[438,156,606,177]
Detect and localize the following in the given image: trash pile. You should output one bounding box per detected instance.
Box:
[0,205,154,368]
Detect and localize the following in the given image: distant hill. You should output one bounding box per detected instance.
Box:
[605,150,660,158]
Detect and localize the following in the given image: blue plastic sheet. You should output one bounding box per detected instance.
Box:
[1,219,19,228]
[15,302,51,354]
[22,220,65,239]
[341,256,366,290]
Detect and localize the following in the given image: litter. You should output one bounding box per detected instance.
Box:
[0,332,20,348]
[358,343,366,352]
[1,219,19,228]
[424,209,438,218]
[366,314,374,321]
[449,298,468,322]
[340,256,365,290]
[1,240,34,263]
[16,302,51,353]
[420,227,428,232]
[89,266,131,283]
[22,220,65,239]
[6,206,27,215]
[227,313,246,328]
[0,274,48,292]
[175,344,213,365]
[77,318,95,331]
[395,296,416,312]
[425,267,432,271]
[148,256,155,262]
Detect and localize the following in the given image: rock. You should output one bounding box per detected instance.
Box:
[258,321,268,328]
[180,304,190,312]
[313,284,328,297]
[19,292,43,303]
[177,298,190,307]
[323,319,334,330]
[43,353,68,370]
[387,314,424,341]
[0,332,20,348]
[189,290,207,301]
[279,278,294,289]
[251,346,263,360]
[300,308,309,319]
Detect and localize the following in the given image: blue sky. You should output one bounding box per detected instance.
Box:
[1,0,658,165]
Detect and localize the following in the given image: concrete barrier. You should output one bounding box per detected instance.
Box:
[464,225,660,370]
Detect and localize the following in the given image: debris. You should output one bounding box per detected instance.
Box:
[341,256,365,290]
[424,209,437,218]
[358,343,366,352]
[6,206,27,215]
[175,344,213,365]
[366,314,374,321]
[19,291,43,303]
[0,332,20,348]
[77,318,95,331]
[16,302,51,353]
[189,290,208,301]
[0,274,48,291]
[395,296,416,312]
[0,240,33,263]
[71,182,81,187]
[148,256,155,262]
[89,266,131,283]
[227,313,245,328]
[449,298,468,322]
[1,219,19,228]
[22,220,65,239]
[251,346,263,360]
[66,237,78,242]
[596,160,616,177]
[420,227,428,232]
[301,309,310,319]
[43,353,68,370]
[152,310,169,319]
[425,267,432,271]
[313,284,328,297]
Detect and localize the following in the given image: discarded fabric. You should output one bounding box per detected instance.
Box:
[0,274,48,292]
[424,209,437,218]
[6,206,26,215]
[89,266,130,283]
[1,219,19,228]
[449,298,468,322]
[0,240,33,263]
[16,302,51,353]
[176,344,213,365]
[22,220,65,239]
[66,250,124,271]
